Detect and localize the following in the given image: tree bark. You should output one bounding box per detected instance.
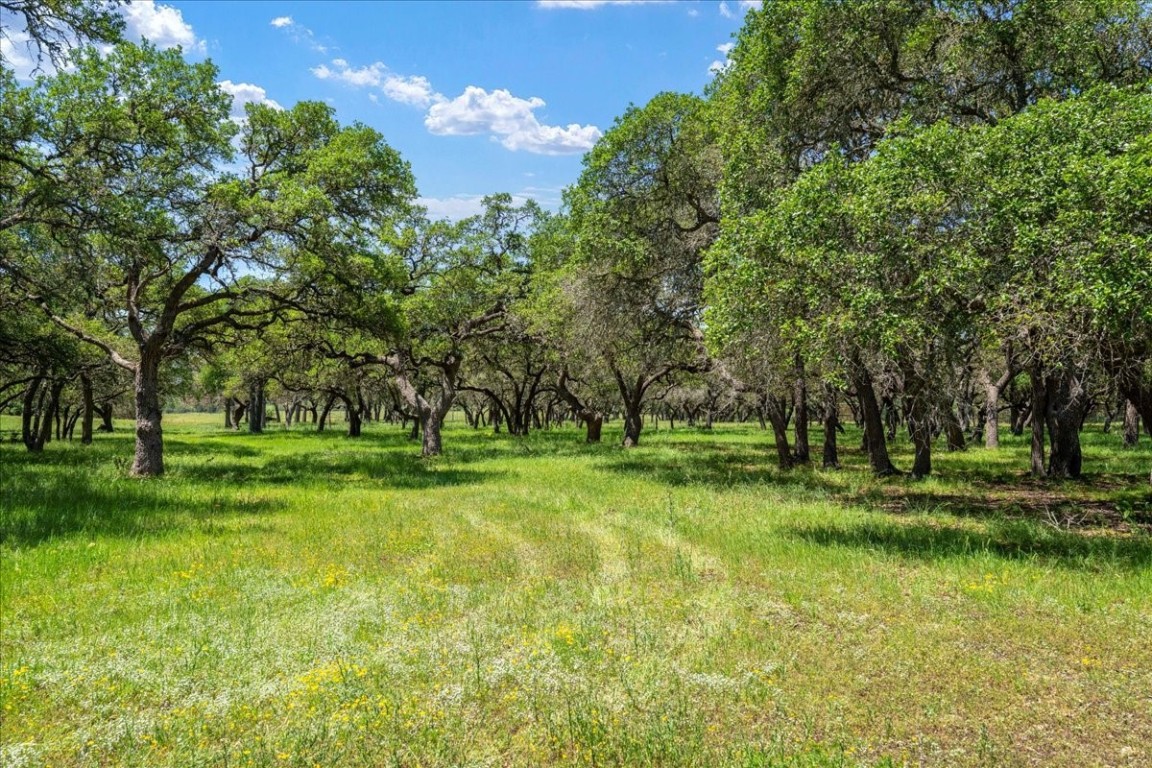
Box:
[420,410,443,456]
[342,395,362,437]
[1044,368,1086,479]
[1122,399,1140,447]
[793,355,810,463]
[1028,363,1047,478]
[21,376,43,452]
[131,355,164,477]
[905,390,933,479]
[822,384,840,469]
[318,394,336,432]
[583,411,603,443]
[248,381,265,434]
[621,399,643,448]
[980,370,1001,449]
[944,407,966,452]
[850,357,898,475]
[99,403,114,432]
[80,373,94,445]
[765,395,793,470]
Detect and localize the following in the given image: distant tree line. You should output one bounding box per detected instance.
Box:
[2,0,1149,479]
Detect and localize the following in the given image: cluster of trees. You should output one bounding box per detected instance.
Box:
[2,0,1149,480]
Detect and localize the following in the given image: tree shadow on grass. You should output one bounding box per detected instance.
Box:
[0,469,285,547]
[174,450,505,489]
[789,517,1152,571]
[596,443,843,495]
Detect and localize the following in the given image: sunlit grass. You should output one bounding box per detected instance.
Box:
[1,413,1150,767]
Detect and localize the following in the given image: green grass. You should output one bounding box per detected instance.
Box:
[2,414,1150,767]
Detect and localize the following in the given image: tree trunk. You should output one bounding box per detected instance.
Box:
[420,409,443,456]
[1123,399,1140,447]
[318,395,336,432]
[343,396,362,437]
[765,396,793,470]
[981,372,1001,449]
[621,399,643,448]
[21,376,43,452]
[822,384,840,469]
[99,403,114,432]
[40,380,62,449]
[131,356,165,477]
[944,408,966,452]
[224,397,233,429]
[1045,368,1086,479]
[793,355,810,463]
[905,388,933,479]
[851,359,898,475]
[1028,363,1047,478]
[583,411,603,443]
[80,374,94,444]
[248,381,265,434]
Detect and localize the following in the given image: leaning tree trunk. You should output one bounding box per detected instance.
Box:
[132,355,165,477]
[850,358,898,476]
[80,373,95,445]
[21,376,44,452]
[765,395,794,470]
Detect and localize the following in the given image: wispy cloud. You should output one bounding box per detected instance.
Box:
[269,15,327,53]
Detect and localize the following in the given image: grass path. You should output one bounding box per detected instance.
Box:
[2,414,1150,767]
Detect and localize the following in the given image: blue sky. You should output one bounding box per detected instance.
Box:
[4,0,761,218]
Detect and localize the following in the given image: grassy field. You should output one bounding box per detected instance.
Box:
[1,413,1150,767]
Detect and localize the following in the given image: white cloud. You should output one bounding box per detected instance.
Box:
[709,42,735,75]
[740,1,763,9]
[537,0,672,8]
[312,59,386,87]
[312,56,600,155]
[381,74,441,108]
[0,32,39,80]
[270,16,294,28]
[122,1,204,53]
[218,80,282,120]
[312,58,444,107]
[425,86,601,155]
